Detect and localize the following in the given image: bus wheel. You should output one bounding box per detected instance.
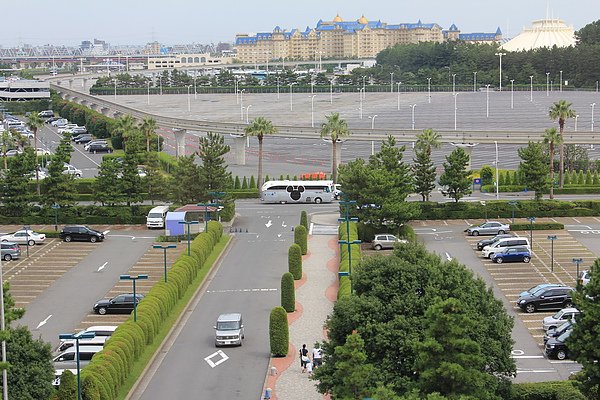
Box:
[314,197,322,204]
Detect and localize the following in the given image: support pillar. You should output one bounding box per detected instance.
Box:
[173,128,187,158]
[68,79,74,89]
[232,135,246,165]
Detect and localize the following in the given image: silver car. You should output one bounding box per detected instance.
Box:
[0,242,21,261]
[466,221,510,236]
[372,234,407,250]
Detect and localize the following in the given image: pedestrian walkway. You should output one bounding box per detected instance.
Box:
[264,215,339,400]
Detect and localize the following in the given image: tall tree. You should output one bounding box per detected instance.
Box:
[549,100,576,188]
[415,128,441,155]
[113,114,137,150]
[244,117,277,191]
[1,150,35,216]
[412,147,437,202]
[139,117,157,153]
[320,113,351,183]
[439,147,471,202]
[197,132,231,200]
[42,134,76,207]
[0,128,17,170]
[170,155,202,204]
[120,152,144,206]
[543,127,562,199]
[518,141,549,201]
[94,158,123,206]
[144,152,167,205]
[26,113,44,194]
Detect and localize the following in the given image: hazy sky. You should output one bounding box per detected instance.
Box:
[2,0,596,47]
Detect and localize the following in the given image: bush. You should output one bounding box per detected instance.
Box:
[80,373,101,400]
[249,175,256,189]
[280,273,295,312]
[338,276,351,299]
[511,222,564,231]
[269,306,289,356]
[288,244,303,280]
[294,225,308,255]
[57,369,77,399]
[241,176,248,189]
[509,381,585,400]
[300,210,308,230]
[480,165,494,186]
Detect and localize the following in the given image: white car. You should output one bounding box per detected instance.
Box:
[51,119,69,127]
[542,307,579,331]
[0,230,46,246]
[578,270,590,286]
[63,163,82,178]
[5,149,22,157]
[57,124,79,134]
[36,148,51,156]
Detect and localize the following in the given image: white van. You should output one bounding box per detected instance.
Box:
[146,205,170,229]
[53,345,103,369]
[482,237,530,258]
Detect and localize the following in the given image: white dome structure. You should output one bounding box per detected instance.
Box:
[501,18,576,52]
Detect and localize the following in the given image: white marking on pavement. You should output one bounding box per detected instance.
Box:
[265,220,272,228]
[565,224,592,230]
[309,222,314,235]
[511,350,524,356]
[36,314,53,329]
[445,252,452,261]
[277,234,282,238]
[513,355,545,359]
[204,350,229,368]
[282,221,287,227]
[206,288,278,294]
[516,369,557,373]
[97,262,108,272]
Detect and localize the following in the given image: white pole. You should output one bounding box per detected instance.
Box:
[235,78,239,104]
[147,81,150,105]
[410,104,416,130]
[454,93,458,131]
[575,115,578,132]
[246,104,252,124]
[330,79,333,104]
[310,95,315,128]
[473,71,477,92]
[560,70,563,92]
[546,72,550,96]
[289,84,293,111]
[486,84,490,118]
[427,78,431,103]
[452,74,456,95]
[495,52,506,91]
[194,76,197,100]
[362,76,366,99]
[495,141,499,200]
[159,76,162,96]
[369,115,377,155]
[277,77,280,100]
[397,82,401,110]
[592,103,596,132]
[390,72,394,93]
[359,89,363,119]
[530,76,533,102]
[187,86,191,112]
[240,89,245,120]
[114,79,117,100]
[0,255,8,400]
[510,79,514,109]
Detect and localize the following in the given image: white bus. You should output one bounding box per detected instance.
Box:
[260,180,335,204]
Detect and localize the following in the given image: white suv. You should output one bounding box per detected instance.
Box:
[63,163,82,178]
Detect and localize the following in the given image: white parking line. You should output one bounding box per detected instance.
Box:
[204,350,229,368]
[206,288,278,294]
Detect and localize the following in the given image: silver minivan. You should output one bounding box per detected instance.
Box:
[53,345,103,369]
[1,242,21,261]
[482,237,530,258]
[214,313,244,347]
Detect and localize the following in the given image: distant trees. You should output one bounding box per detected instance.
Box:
[439,147,471,202]
[413,129,441,201]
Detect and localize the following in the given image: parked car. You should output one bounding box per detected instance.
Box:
[517,286,574,313]
[58,124,79,134]
[545,329,572,360]
[5,149,22,157]
[519,283,562,298]
[35,148,51,156]
[93,293,144,315]
[59,225,105,243]
[491,246,531,264]
[74,134,93,144]
[38,110,54,118]
[63,163,82,178]
[70,126,87,135]
[476,233,513,251]
[51,119,69,127]
[53,346,103,369]
[542,307,579,331]
[544,319,575,345]
[466,221,510,236]
[45,116,61,124]
[84,140,107,151]
[87,143,112,154]
[371,234,407,250]
[57,325,118,352]
[0,229,45,246]
[578,270,591,286]
[481,237,530,259]
[0,242,20,261]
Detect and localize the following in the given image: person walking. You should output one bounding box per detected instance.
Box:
[305,359,313,375]
[299,344,309,373]
[312,345,323,368]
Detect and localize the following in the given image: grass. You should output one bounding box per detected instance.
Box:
[115,234,231,400]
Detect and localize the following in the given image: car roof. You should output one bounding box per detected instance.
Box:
[82,325,118,332]
[558,307,579,313]
[57,345,104,354]
[217,313,242,322]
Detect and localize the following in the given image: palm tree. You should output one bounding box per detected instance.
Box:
[244,117,277,191]
[113,115,136,151]
[26,113,44,194]
[320,113,350,183]
[1,129,17,170]
[543,127,563,199]
[415,128,441,156]
[139,117,157,152]
[549,100,576,188]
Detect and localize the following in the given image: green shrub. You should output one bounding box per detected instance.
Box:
[269,306,289,356]
[585,170,593,185]
[227,189,259,199]
[249,175,256,188]
[577,170,584,184]
[80,372,101,400]
[509,381,585,400]
[234,176,241,189]
[57,369,77,399]
[294,225,308,255]
[593,171,599,185]
[564,170,571,185]
[499,171,506,186]
[511,222,564,231]
[338,276,351,298]
[241,176,248,189]
[480,165,494,186]
[398,224,417,241]
[300,210,308,230]
[280,272,295,312]
[288,244,303,280]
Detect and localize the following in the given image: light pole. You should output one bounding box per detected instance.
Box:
[473,71,477,92]
[575,114,579,132]
[197,203,217,232]
[147,81,150,105]
[495,52,506,90]
[187,85,191,112]
[410,104,416,130]
[159,75,162,95]
[530,75,534,102]
[486,84,490,118]
[276,76,280,100]
[119,274,148,322]
[390,72,394,93]
[153,244,176,283]
[546,72,550,96]
[494,141,499,200]
[452,73,456,95]
[527,217,536,245]
[592,103,596,132]
[358,88,364,119]
[310,95,315,128]
[560,70,563,92]
[310,78,314,95]
[547,235,557,272]
[235,77,240,104]
[58,331,95,400]
[362,75,366,98]
[338,199,360,293]
[245,104,252,124]
[508,201,518,224]
[510,79,514,109]
[113,79,117,100]
[0,253,7,400]
[573,258,583,286]
[288,83,295,111]
[427,77,431,103]
[240,88,245,120]
[453,92,459,131]
[178,220,199,256]
[369,115,377,155]
[330,78,334,104]
[194,75,197,99]
[396,82,401,110]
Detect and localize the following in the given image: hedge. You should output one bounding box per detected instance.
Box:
[280,273,295,312]
[511,223,565,231]
[2,99,51,114]
[509,381,585,400]
[294,225,308,255]
[481,185,600,195]
[338,222,361,299]
[288,244,303,280]
[269,306,289,357]
[300,211,308,230]
[0,204,153,225]
[356,222,416,242]
[81,221,224,400]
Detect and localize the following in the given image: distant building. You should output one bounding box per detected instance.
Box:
[500,19,576,52]
[145,41,162,55]
[147,53,233,70]
[443,24,503,43]
[0,78,50,101]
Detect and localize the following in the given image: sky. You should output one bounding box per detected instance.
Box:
[2,0,597,47]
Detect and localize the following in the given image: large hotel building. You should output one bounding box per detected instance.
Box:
[235,15,502,63]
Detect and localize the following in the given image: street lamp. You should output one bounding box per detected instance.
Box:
[396,82,402,110]
[197,203,218,233]
[390,72,394,93]
[527,217,536,245]
[508,201,518,224]
[362,75,366,98]
[158,75,162,95]
[187,85,191,112]
[453,92,459,131]
[530,75,534,102]
[194,75,197,100]
[494,141,499,200]
[592,103,596,132]
[473,71,477,92]
[288,83,296,111]
[153,244,176,283]
[240,88,246,120]
[310,95,316,128]
[52,203,60,231]
[510,79,515,109]
[547,235,557,272]
[495,52,506,90]
[575,114,579,132]
[119,274,148,322]
[573,258,583,286]
[546,72,550,96]
[560,70,563,92]
[245,104,252,124]
[452,73,456,95]
[329,78,334,104]
[178,220,199,256]
[147,81,150,105]
[427,77,431,103]
[276,76,280,100]
[358,88,364,119]
[369,115,377,156]
[486,84,491,118]
[410,104,416,130]
[58,331,96,400]
[113,79,117,100]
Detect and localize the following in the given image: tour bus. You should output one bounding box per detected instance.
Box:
[260,180,334,204]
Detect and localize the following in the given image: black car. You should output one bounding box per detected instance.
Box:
[59,225,105,243]
[545,329,572,360]
[45,116,61,124]
[476,233,513,251]
[544,319,574,345]
[87,143,113,154]
[516,286,574,313]
[93,293,144,315]
[74,135,93,144]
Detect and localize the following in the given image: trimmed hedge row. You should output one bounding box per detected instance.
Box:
[0,205,153,225]
[294,225,308,255]
[511,223,565,231]
[509,381,585,400]
[482,185,600,195]
[288,244,303,280]
[281,272,295,312]
[269,306,289,357]
[338,222,361,299]
[80,221,224,399]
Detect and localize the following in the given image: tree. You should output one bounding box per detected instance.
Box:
[197,132,231,200]
[170,155,201,204]
[0,129,17,170]
[570,258,600,399]
[0,150,35,216]
[94,159,123,206]
[439,147,471,202]
[549,100,576,188]
[26,113,44,194]
[244,117,277,192]
[543,127,563,199]
[480,165,494,187]
[518,141,549,201]
[139,117,157,153]
[120,152,144,206]
[415,129,441,155]
[576,20,600,45]
[412,146,436,201]
[43,134,76,207]
[112,114,137,150]
[57,369,77,399]
[320,113,351,183]
[144,152,167,205]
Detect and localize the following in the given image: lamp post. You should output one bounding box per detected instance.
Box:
[113,79,117,100]
[362,75,366,98]
[178,220,199,256]
[508,201,518,224]
[358,88,364,119]
[390,72,394,93]
[119,274,148,322]
[330,78,334,104]
[560,70,563,92]
[208,191,226,221]
[495,52,506,90]
[0,253,8,400]
[527,217,536,245]
[147,81,150,105]
[240,88,245,120]
[592,103,596,132]
[235,77,240,104]
[453,92,459,131]
[573,258,583,286]
[194,75,197,99]
[153,244,176,283]
[310,95,315,128]
[245,104,252,124]
[276,76,280,100]
[410,104,416,130]
[530,75,534,102]
[510,79,514,109]
[473,71,477,92]
[396,82,401,110]
[197,203,218,233]
[547,235,557,272]
[546,72,550,96]
[338,198,360,293]
[369,115,377,156]
[427,77,431,103]
[486,84,490,118]
[58,331,96,400]
[288,83,295,111]
[452,73,456,95]
[494,141,499,200]
[159,75,162,95]
[52,203,60,231]
[575,114,579,132]
[187,85,191,112]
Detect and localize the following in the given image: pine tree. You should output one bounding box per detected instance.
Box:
[198,132,231,200]
[42,135,76,208]
[170,155,201,204]
[593,171,599,185]
[585,170,593,185]
[577,170,585,185]
[120,151,144,206]
[249,175,256,189]
[518,141,549,201]
[145,152,167,205]
[564,170,571,185]
[1,150,34,216]
[241,176,248,189]
[439,147,471,202]
[234,176,241,189]
[412,147,436,201]
[94,159,124,206]
[498,171,506,186]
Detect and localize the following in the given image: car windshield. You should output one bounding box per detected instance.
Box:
[217,321,239,330]
[530,286,549,296]
[552,310,563,319]
[557,329,572,342]
[555,321,572,334]
[148,213,163,218]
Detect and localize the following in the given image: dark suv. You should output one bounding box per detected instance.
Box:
[87,143,113,154]
[59,226,105,243]
[545,329,572,360]
[476,233,513,251]
[93,293,144,315]
[517,286,574,313]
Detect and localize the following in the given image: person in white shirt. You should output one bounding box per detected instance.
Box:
[312,346,322,368]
